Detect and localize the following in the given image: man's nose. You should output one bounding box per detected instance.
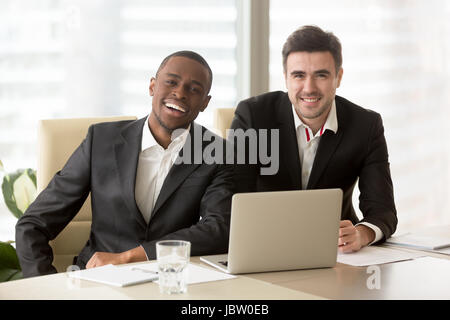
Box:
[171,84,188,100]
[303,76,318,94]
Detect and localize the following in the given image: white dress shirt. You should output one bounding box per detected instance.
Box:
[135,116,190,224]
[292,101,383,245]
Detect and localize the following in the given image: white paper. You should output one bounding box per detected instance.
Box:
[68,264,159,287]
[386,234,450,250]
[128,262,236,284]
[337,246,425,267]
[411,256,450,266]
[433,247,450,255]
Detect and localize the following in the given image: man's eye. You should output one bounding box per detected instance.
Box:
[317,73,328,79]
[166,80,176,85]
[190,87,201,93]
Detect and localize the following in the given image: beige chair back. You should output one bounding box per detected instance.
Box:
[37,116,137,272]
[213,108,236,138]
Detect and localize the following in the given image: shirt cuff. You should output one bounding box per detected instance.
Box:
[356,222,384,245]
[140,245,150,261]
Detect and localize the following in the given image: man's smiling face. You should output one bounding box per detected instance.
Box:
[149,56,211,132]
[285,51,343,123]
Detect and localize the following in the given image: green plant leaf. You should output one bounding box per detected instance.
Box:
[27,168,37,187]
[2,175,23,218]
[0,268,22,282]
[0,241,21,270]
[8,270,23,281]
[0,242,22,282]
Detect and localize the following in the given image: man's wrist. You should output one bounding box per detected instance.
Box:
[356,224,375,247]
[123,246,148,264]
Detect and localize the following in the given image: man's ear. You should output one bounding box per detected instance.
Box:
[283,71,288,89]
[336,68,343,88]
[149,77,156,96]
[200,95,211,112]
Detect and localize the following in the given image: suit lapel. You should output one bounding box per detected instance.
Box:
[150,123,202,219]
[114,117,147,229]
[306,99,345,189]
[277,93,302,189]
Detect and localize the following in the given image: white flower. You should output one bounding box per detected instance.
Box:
[12,171,37,213]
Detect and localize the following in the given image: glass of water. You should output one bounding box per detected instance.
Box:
[156,240,191,294]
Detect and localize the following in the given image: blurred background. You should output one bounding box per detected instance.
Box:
[1,0,450,240]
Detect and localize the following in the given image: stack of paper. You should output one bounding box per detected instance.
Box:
[433,247,450,255]
[68,262,236,287]
[337,246,425,267]
[68,264,158,287]
[386,234,450,250]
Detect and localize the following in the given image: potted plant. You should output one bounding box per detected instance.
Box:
[0,160,37,282]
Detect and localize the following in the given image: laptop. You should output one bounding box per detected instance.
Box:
[200,189,342,274]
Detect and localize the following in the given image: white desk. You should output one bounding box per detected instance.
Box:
[246,226,450,300]
[2,226,450,300]
[0,258,321,300]
[248,253,450,299]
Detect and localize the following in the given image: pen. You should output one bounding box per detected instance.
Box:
[130,267,159,274]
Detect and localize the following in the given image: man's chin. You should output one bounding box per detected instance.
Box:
[159,120,190,133]
[298,103,331,120]
[153,113,187,132]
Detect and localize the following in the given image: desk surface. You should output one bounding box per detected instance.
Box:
[246,225,450,300]
[0,258,321,300]
[2,226,450,300]
[247,252,450,299]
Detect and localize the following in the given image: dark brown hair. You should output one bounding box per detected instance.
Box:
[282,25,342,74]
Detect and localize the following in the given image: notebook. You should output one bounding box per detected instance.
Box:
[68,264,159,287]
[200,189,342,274]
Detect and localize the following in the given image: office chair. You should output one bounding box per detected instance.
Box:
[37,115,137,272]
[213,108,236,138]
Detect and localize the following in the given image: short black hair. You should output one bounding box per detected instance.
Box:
[156,50,213,93]
[282,25,342,74]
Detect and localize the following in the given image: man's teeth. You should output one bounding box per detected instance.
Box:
[165,103,186,112]
[302,98,320,102]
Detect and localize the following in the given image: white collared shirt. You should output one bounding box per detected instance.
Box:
[292,100,338,190]
[135,116,190,224]
[292,100,383,244]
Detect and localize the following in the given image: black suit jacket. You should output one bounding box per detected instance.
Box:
[230,91,397,242]
[16,117,234,277]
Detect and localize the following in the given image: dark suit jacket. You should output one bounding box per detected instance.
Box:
[16,117,234,277]
[230,91,397,242]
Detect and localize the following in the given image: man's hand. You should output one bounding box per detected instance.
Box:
[86,246,147,269]
[338,220,375,253]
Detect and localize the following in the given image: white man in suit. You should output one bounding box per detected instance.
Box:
[16,51,235,277]
[230,25,397,253]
